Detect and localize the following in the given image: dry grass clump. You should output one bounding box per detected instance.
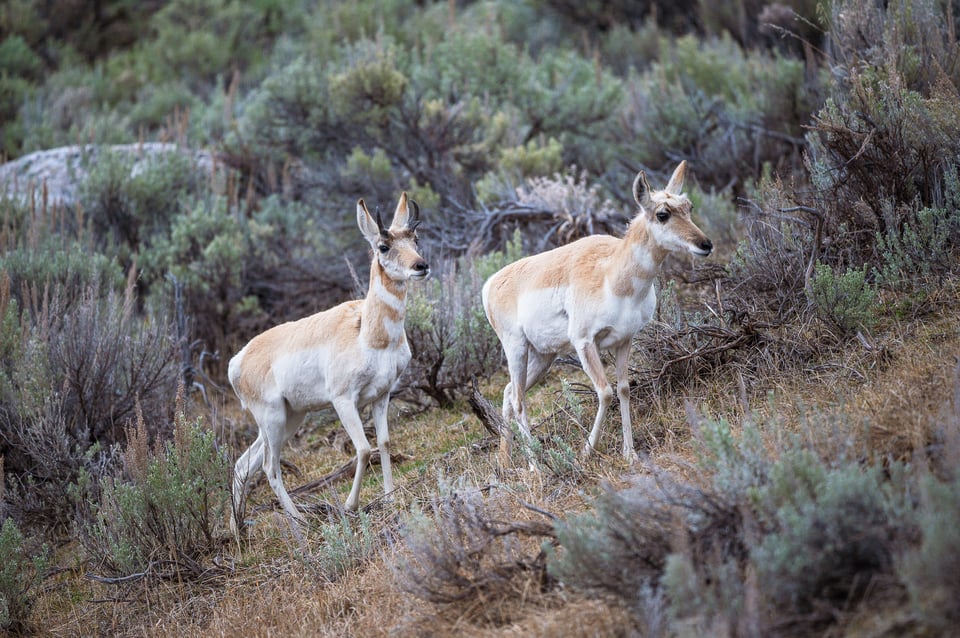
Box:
[394,487,554,605]
[794,308,960,464]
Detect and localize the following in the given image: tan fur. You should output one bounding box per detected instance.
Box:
[481,162,712,465]
[232,302,363,404]
[362,261,408,350]
[228,193,429,533]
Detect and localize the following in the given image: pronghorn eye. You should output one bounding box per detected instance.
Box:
[378,243,390,254]
[656,210,670,223]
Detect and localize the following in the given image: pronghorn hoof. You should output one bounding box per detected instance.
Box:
[623,449,640,464]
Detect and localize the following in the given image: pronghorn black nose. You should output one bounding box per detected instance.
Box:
[700,239,713,254]
[414,260,429,273]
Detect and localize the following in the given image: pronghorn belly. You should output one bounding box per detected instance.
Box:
[515,288,576,354]
[580,284,658,350]
[271,346,337,412]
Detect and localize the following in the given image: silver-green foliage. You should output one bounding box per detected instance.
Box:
[751,452,909,614]
[809,261,879,336]
[74,417,230,577]
[79,148,200,259]
[876,200,960,290]
[900,471,960,628]
[314,510,377,582]
[0,278,178,526]
[551,412,924,633]
[0,517,48,633]
[625,33,812,187]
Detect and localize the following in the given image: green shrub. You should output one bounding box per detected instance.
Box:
[805,0,960,273]
[752,455,910,618]
[79,147,201,263]
[722,176,812,320]
[0,35,42,156]
[808,261,879,336]
[74,412,230,578]
[0,238,123,320]
[313,510,377,582]
[0,35,43,80]
[694,411,914,629]
[140,194,355,375]
[693,417,771,497]
[550,409,923,635]
[876,198,960,290]
[475,137,564,206]
[236,24,622,215]
[0,516,49,634]
[900,472,960,629]
[525,431,582,482]
[139,197,250,345]
[550,475,721,615]
[623,33,813,188]
[404,248,511,407]
[662,550,747,636]
[511,379,587,479]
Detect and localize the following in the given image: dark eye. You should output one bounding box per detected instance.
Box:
[656,210,670,223]
[378,243,389,254]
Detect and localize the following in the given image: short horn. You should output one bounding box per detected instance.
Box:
[374,205,389,237]
[408,199,421,230]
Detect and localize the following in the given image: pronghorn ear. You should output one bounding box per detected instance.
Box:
[389,191,410,230]
[357,199,381,243]
[665,160,687,195]
[633,171,653,209]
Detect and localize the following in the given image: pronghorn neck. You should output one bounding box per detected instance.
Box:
[617,216,668,279]
[361,257,408,349]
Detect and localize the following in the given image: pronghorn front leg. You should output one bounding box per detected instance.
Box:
[577,339,614,458]
[614,341,639,463]
[370,393,395,501]
[331,396,373,511]
[261,432,306,527]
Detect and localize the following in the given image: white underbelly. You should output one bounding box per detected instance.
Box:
[516,284,657,353]
[273,345,409,412]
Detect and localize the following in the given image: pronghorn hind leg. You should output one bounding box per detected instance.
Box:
[575,340,614,458]
[259,406,306,528]
[499,340,529,467]
[499,380,518,468]
[614,341,638,463]
[231,433,265,534]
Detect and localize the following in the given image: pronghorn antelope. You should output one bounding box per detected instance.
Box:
[228,193,429,532]
[481,161,712,464]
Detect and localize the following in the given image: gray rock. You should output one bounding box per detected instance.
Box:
[0,143,217,208]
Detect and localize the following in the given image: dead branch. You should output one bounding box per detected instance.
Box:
[468,376,506,438]
[286,449,411,498]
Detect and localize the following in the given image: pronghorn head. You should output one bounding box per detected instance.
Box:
[357,192,430,281]
[632,161,713,257]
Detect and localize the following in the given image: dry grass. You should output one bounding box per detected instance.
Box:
[25,284,960,636]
